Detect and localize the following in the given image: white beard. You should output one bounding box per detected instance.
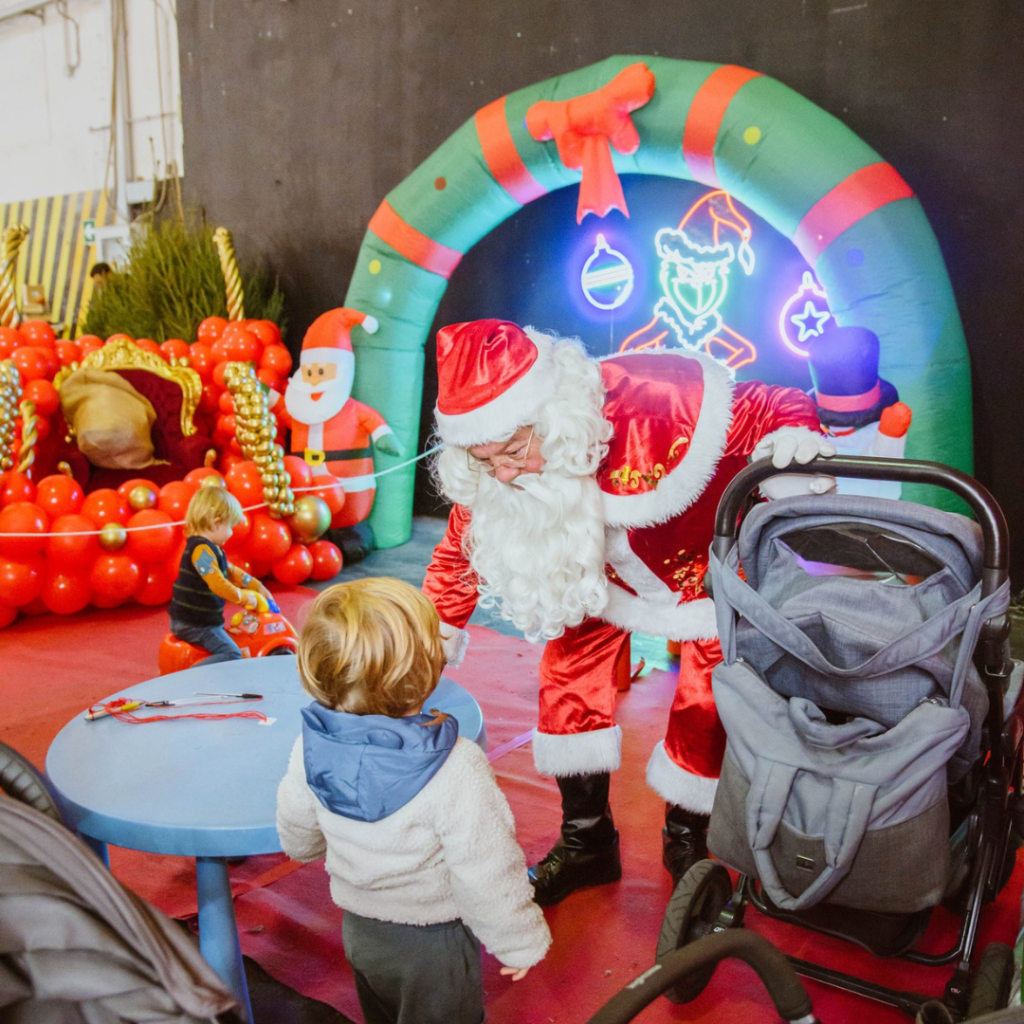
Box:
[284,375,350,425]
[459,468,608,642]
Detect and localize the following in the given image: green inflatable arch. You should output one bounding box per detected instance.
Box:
[343,55,971,548]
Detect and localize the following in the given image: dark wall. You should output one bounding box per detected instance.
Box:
[178,0,1024,577]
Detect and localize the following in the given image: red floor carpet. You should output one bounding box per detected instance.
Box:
[2,599,1022,1023]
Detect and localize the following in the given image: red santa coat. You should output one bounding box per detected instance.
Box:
[423,349,822,812]
[275,400,388,528]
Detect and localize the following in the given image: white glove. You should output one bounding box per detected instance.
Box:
[752,429,836,469]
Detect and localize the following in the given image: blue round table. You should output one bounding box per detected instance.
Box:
[45,658,486,1020]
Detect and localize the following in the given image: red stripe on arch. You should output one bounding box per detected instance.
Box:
[682,65,763,186]
[794,162,915,263]
[368,200,463,279]
[475,97,548,205]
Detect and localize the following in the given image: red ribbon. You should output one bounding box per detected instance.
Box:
[525,62,656,223]
[815,381,882,413]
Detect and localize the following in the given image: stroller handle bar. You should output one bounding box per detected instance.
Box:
[712,456,1009,596]
[583,929,817,1024]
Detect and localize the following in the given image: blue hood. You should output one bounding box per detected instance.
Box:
[301,702,459,822]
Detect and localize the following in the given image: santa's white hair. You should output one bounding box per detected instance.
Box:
[434,334,613,641]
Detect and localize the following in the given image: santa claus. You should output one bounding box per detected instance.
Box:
[422,319,835,905]
[270,307,401,559]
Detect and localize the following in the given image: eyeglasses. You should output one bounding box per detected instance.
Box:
[466,427,535,474]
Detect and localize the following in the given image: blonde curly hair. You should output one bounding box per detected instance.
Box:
[297,577,446,717]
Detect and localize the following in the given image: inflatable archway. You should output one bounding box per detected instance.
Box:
[343,55,971,547]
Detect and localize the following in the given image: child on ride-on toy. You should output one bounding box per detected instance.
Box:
[168,487,273,666]
[276,578,549,1024]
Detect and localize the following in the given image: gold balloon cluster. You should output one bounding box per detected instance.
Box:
[223,361,295,518]
[16,398,37,477]
[0,360,23,471]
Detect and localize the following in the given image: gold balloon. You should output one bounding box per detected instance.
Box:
[128,484,158,511]
[200,473,226,489]
[99,523,127,551]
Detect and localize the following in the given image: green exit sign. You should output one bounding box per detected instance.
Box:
[83,219,96,245]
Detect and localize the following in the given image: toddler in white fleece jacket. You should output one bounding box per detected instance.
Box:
[277,577,550,1024]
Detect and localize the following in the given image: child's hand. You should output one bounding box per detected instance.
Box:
[242,591,260,611]
[500,966,530,982]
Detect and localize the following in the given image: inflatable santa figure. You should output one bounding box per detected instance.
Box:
[271,307,401,559]
[422,319,834,906]
[807,324,912,500]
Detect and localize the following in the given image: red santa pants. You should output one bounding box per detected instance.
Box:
[537,617,727,789]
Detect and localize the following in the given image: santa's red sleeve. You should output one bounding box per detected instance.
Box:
[724,380,822,458]
[422,504,479,665]
[352,399,389,436]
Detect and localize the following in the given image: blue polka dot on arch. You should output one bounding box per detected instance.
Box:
[847,248,865,267]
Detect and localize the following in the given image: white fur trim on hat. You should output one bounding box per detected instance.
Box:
[434,327,558,447]
[362,315,379,334]
[299,347,356,370]
[602,349,735,529]
[532,725,622,777]
[646,740,718,814]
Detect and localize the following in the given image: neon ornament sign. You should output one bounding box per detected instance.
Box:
[580,234,635,310]
[778,270,832,357]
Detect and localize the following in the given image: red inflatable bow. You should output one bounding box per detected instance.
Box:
[526,62,656,223]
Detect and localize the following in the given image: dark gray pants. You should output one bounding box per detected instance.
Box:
[342,911,484,1024]
[169,619,242,666]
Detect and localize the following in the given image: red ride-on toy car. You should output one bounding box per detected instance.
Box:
[157,594,298,675]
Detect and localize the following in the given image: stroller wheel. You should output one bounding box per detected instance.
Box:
[965,942,1014,1019]
[655,859,733,1004]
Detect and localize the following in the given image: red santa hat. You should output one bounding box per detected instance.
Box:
[299,307,379,366]
[434,319,558,447]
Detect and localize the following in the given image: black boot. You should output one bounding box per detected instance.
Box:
[662,804,710,887]
[528,773,622,906]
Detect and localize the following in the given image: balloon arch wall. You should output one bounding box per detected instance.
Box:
[344,55,971,548]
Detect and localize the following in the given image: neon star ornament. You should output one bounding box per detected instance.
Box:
[581,234,635,310]
[779,271,833,357]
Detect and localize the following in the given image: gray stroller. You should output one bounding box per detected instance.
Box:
[652,456,1024,1021]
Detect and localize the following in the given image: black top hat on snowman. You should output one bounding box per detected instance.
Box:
[807,324,899,430]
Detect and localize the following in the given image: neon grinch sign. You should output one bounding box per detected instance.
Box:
[580,234,635,310]
[778,271,832,357]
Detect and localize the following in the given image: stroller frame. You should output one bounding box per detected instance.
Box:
[663,456,1023,1021]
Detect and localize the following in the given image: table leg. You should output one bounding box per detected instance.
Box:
[196,856,253,1022]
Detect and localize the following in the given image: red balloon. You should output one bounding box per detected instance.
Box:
[272,543,313,586]
[17,320,56,348]
[283,455,314,491]
[197,316,228,345]
[117,477,159,498]
[256,367,283,393]
[106,333,134,346]
[250,320,283,347]
[89,553,142,607]
[0,602,16,628]
[158,480,196,521]
[245,511,292,563]
[0,326,21,358]
[218,390,235,414]
[188,342,215,379]
[225,511,252,549]
[260,344,293,376]
[46,513,100,570]
[81,488,129,526]
[11,346,51,382]
[225,460,263,506]
[134,338,162,356]
[23,378,59,417]
[0,502,48,559]
[55,340,81,366]
[125,509,177,563]
[310,475,345,518]
[20,597,49,616]
[217,325,262,363]
[41,566,92,615]
[308,539,343,581]
[78,336,105,357]
[0,472,36,507]
[216,412,237,438]
[161,338,190,361]
[199,381,220,413]
[0,556,45,607]
[183,467,225,489]
[35,475,83,518]
[135,561,175,606]
[212,361,233,389]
